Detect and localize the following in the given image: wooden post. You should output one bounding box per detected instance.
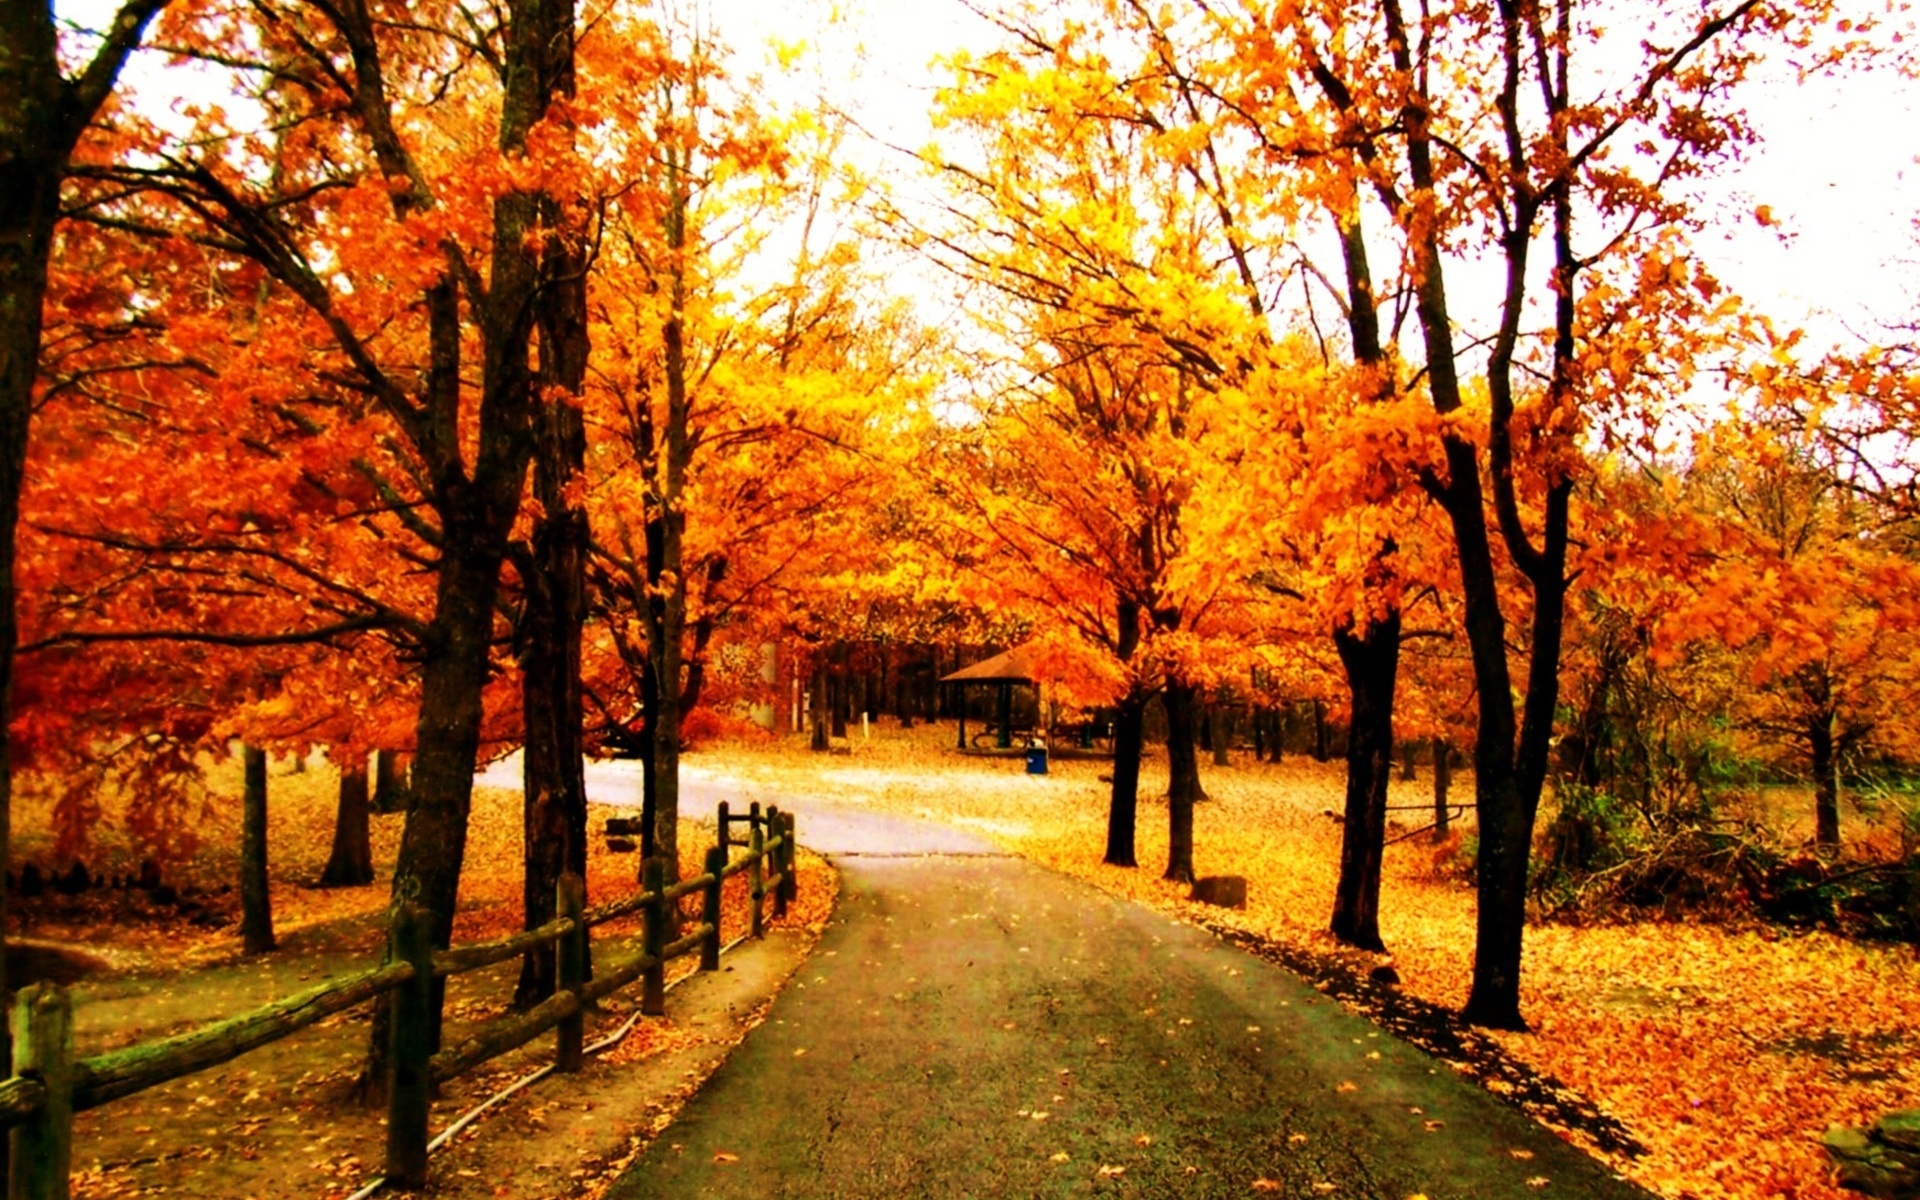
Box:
[748,804,765,940]
[556,872,586,1073]
[9,983,74,1200]
[641,857,666,1017]
[768,806,783,917]
[384,904,435,1188]
[779,812,798,911]
[701,846,725,971]
[717,800,731,847]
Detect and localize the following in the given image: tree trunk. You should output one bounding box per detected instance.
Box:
[319,758,374,887]
[636,657,659,859]
[240,745,275,955]
[809,659,830,751]
[515,328,589,1008]
[829,647,848,740]
[894,646,914,728]
[1312,699,1331,762]
[396,540,506,957]
[1209,702,1230,767]
[1105,691,1146,868]
[372,749,409,813]
[1810,707,1840,849]
[1399,740,1417,781]
[1432,736,1452,842]
[1329,614,1401,952]
[1164,680,1201,884]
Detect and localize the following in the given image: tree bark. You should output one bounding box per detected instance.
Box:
[372,749,409,813]
[319,757,374,887]
[239,745,275,955]
[894,645,914,728]
[636,657,659,859]
[830,646,848,739]
[809,658,830,751]
[1432,736,1452,842]
[515,205,590,1006]
[1810,707,1840,849]
[1164,680,1201,883]
[1312,699,1331,762]
[1209,702,1230,767]
[1329,614,1402,952]
[1105,690,1146,868]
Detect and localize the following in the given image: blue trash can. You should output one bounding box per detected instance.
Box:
[1025,745,1049,775]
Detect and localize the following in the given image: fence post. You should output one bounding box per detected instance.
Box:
[717,800,731,848]
[749,803,766,940]
[701,846,725,971]
[776,812,795,916]
[384,903,435,1189]
[642,856,666,1017]
[766,805,786,920]
[8,982,73,1200]
[556,872,586,1073]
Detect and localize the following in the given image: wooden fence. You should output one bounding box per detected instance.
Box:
[0,801,800,1199]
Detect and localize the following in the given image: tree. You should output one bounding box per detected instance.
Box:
[238,744,274,954]
[912,32,1270,878]
[319,754,375,887]
[0,0,172,1038]
[583,75,912,881]
[1187,0,1840,1027]
[64,0,599,1057]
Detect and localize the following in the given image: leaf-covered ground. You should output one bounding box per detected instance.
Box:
[688,723,1918,1200]
[9,756,836,1199]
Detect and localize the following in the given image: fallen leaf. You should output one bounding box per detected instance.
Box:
[1098,1164,1128,1178]
[1252,1180,1282,1193]
[1336,1081,1358,1093]
[712,1152,739,1165]
[1509,1149,1535,1160]
[1527,1178,1549,1189]
[1134,1133,1154,1146]
[1049,1152,1071,1164]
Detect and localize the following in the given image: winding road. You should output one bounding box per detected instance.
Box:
[597,791,1651,1200]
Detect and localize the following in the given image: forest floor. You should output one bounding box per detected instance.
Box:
[8,726,1915,1200]
[6,763,837,1200]
[681,722,1919,1200]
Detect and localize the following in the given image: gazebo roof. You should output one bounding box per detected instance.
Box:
[939,643,1042,685]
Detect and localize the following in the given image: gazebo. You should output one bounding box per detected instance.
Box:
[940,644,1043,750]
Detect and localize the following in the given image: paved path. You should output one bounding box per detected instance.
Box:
[606,800,1648,1199]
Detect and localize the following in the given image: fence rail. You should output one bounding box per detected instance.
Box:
[0,801,800,1199]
